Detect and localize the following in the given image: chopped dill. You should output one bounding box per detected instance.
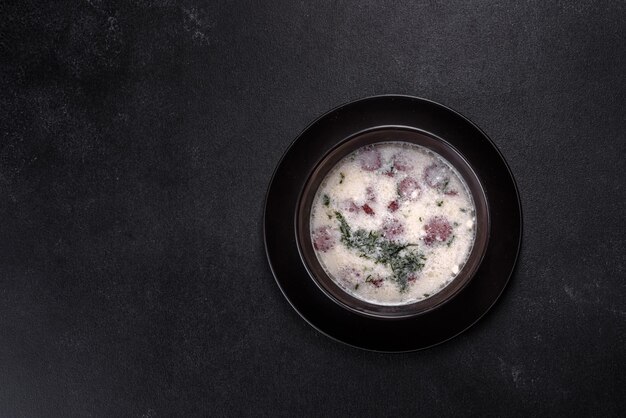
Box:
[334,211,425,292]
[447,235,456,247]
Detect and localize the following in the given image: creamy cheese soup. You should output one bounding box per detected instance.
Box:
[310,142,477,305]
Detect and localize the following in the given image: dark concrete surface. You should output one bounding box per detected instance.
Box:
[1,0,624,416]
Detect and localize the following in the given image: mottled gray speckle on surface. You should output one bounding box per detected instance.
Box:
[0,0,625,417]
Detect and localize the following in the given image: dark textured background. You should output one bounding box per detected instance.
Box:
[1,0,625,416]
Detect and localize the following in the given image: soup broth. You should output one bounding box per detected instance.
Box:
[310,142,477,305]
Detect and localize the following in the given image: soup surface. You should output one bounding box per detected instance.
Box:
[310,142,477,305]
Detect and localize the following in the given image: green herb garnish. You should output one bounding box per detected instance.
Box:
[334,211,425,292]
[436,200,443,207]
[322,194,330,207]
[442,179,450,192]
[447,235,456,247]
[339,172,345,184]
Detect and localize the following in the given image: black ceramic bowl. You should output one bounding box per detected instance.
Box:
[296,127,490,318]
[264,95,521,351]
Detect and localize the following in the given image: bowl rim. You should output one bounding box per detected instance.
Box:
[295,126,491,319]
